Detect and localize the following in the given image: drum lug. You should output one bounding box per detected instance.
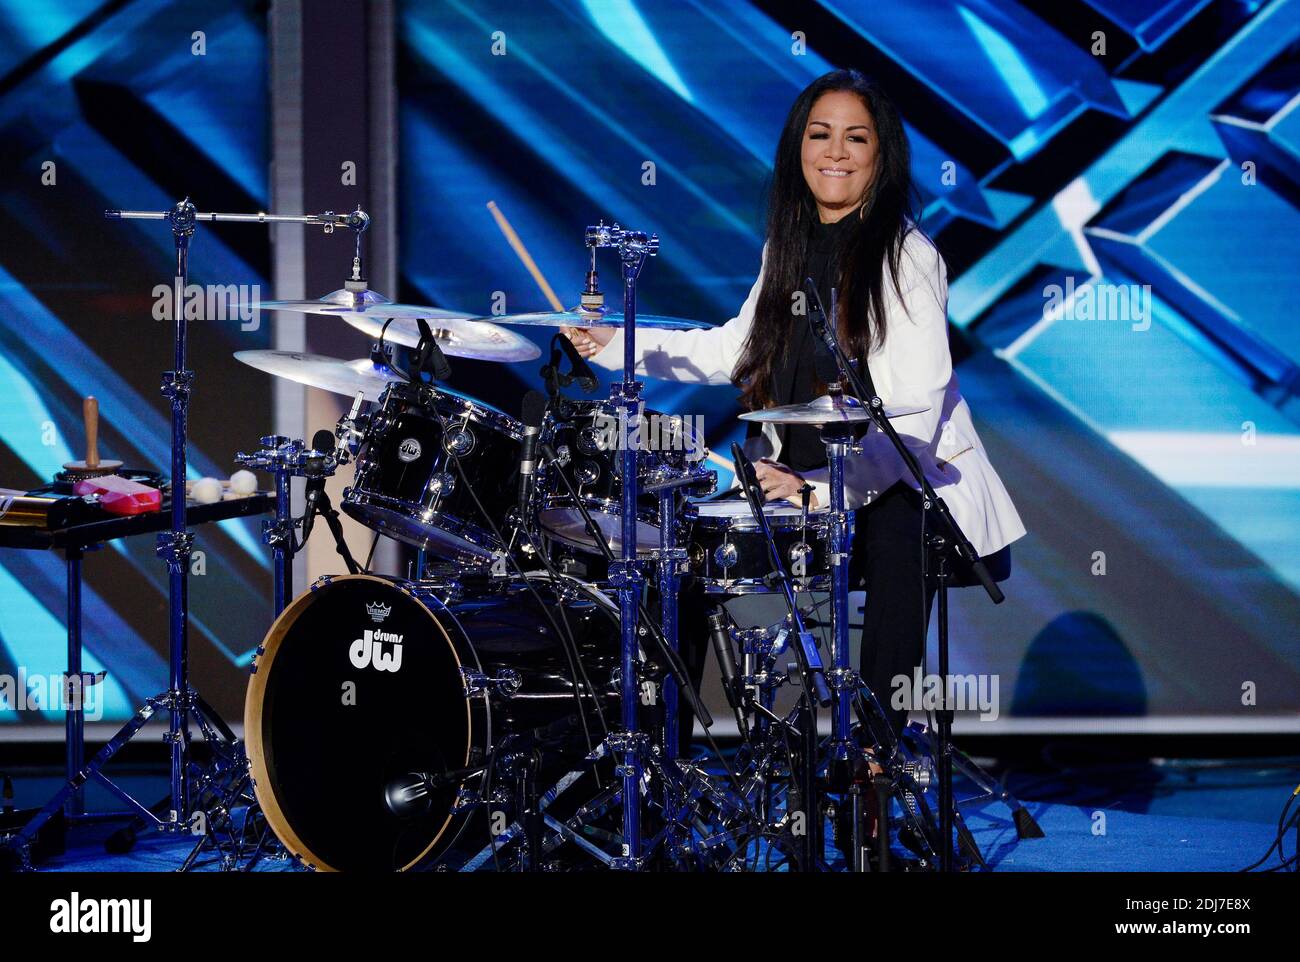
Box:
[713,541,738,570]
[460,666,522,698]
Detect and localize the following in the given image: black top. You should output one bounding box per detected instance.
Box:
[770,214,857,473]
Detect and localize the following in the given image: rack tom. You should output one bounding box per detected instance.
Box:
[342,382,521,563]
[537,399,712,557]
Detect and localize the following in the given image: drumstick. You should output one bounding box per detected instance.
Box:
[486,201,566,312]
[84,396,100,470]
[62,395,122,479]
[487,201,737,483]
[705,449,733,473]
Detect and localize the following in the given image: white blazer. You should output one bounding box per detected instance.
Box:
[591,229,1026,560]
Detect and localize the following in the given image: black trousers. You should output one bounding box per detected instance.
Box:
[850,481,936,737]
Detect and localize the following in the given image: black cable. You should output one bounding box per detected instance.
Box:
[537,441,755,803]
[1240,783,1300,872]
[363,367,607,866]
[423,397,606,755]
[421,387,641,871]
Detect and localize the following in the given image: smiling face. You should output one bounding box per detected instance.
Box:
[800,90,879,223]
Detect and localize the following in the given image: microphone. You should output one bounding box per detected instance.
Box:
[804,278,842,385]
[518,390,548,510]
[812,332,841,387]
[707,608,748,741]
[301,429,335,543]
[804,278,834,349]
[415,317,452,382]
[730,441,764,516]
[555,331,599,392]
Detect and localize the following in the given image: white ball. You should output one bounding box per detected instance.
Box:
[191,476,223,504]
[229,469,258,496]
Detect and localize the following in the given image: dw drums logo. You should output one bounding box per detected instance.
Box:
[352,602,403,672]
[397,438,422,462]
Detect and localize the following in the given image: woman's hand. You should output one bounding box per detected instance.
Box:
[753,458,819,506]
[561,326,615,359]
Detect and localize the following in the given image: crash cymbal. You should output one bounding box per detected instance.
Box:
[340,313,539,362]
[471,308,708,330]
[234,350,406,401]
[739,393,929,425]
[257,289,540,362]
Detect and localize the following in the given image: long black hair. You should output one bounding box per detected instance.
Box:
[734,69,922,409]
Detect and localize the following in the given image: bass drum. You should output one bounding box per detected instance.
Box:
[245,573,621,872]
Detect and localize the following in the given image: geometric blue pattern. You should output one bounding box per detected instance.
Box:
[399,0,1300,724]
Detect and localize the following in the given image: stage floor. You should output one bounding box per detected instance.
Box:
[6,755,1293,872]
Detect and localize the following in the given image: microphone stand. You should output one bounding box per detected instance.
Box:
[301,480,359,575]
[729,442,831,870]
[804,278,1004,872]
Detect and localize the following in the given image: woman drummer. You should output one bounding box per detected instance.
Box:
[564,68,1025,740]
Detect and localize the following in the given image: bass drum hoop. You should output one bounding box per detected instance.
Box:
[244,574,481,872]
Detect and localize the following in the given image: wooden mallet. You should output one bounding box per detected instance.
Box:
[61,396,123,481]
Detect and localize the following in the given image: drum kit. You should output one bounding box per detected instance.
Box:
[7,198,1040,873]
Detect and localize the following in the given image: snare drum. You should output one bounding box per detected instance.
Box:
[687,499,832,594]
[342,382,522,563]
[537,400,712,557]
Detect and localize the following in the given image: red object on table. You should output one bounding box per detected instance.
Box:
[73,474,163,516]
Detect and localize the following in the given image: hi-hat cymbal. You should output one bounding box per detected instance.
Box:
[340,313,539,362]
[257,289,540,362]
[471,308,708,330]
[234,350,406,401]
[739,393,929,425]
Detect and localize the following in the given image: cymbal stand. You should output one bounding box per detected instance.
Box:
[67,198,370,831]
[538,441,733,867]
[588,223,658,869]
[802,280,1004,872]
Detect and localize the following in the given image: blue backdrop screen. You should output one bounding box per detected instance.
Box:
[395,0,1300,729]
[1,0,1297,734]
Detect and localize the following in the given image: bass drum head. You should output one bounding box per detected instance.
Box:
[245,575,478,872]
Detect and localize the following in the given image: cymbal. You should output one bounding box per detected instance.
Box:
[257,289,540,362]
[471,308,708,330]
[340,312,539,362]
[234,350,406,401]
[739,393,929,425]
[257,287,412,316]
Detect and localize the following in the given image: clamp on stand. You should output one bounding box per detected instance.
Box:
[237,430,357,617]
